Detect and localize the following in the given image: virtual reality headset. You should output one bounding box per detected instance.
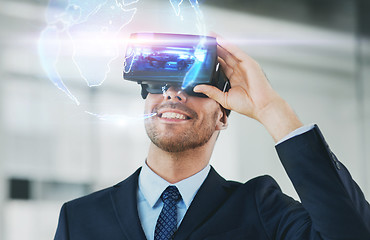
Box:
[123,33,230,99]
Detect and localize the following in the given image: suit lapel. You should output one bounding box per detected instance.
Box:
[175,167,231,240]
[110,168,147,240]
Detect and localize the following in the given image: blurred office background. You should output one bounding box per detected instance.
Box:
[0,0,369,239]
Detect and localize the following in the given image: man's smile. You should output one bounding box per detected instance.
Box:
[160,112,188,120]
[157,108,192,120]
[152,102,197,123]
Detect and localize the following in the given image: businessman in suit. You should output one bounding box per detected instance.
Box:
[55,36,370,239]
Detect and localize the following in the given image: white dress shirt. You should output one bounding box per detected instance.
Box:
[137,163,211,240]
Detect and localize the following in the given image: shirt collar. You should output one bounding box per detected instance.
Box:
[138,162,210,209]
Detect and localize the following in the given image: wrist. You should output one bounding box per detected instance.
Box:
[256,98,303,143]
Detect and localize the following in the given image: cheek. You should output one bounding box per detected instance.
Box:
[200,99,222,116]
[144,94,162,113]
[144,102,151,114]
[196,104,221,127]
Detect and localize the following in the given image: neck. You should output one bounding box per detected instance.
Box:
[146,134,217,183]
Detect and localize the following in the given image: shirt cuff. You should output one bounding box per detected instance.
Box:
[275,123,315,146]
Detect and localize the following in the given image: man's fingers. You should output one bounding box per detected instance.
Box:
[193,85,228,109]
[217,45,239,69]
[218,57,234,81]
[218,57,246,87]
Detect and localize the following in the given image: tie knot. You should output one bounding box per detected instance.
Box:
[161,186,181,204]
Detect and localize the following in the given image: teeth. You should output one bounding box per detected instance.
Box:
[161,112,187,120]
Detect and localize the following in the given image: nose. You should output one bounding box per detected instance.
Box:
[163,86,187,102]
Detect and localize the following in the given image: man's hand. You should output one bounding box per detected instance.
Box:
[194,35,303,143]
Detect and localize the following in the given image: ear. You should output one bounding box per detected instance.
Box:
[215,106,228,130]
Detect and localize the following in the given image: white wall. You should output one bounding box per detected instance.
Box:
[0,1,369,239]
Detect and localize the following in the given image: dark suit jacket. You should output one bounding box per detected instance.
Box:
[55,126,370,239]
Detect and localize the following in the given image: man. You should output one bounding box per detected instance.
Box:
[54,36,370,239]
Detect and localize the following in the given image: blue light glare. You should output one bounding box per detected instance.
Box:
[169,0,184,16]
[194,48,206,62]
[39,0,207,124]
[181,38,207,89]
[86,111,157,126]
[39,0,138,105]
[38,25,80,105]
[168,0,208,90]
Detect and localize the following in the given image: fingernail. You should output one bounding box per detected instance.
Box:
[193,86,201,92]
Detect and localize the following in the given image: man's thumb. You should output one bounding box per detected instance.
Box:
[194,85,227,107]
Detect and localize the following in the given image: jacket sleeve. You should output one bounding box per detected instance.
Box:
[275,125,370,239]
[54,203,70,240]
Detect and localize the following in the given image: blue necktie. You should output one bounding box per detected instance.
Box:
[154,186,182,240]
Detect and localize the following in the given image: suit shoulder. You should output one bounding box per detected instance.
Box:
[223,175,279,188]
[248,175,284,200]
[244,175,280,190]
[222,175,281,196]
[65,185,114,208]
